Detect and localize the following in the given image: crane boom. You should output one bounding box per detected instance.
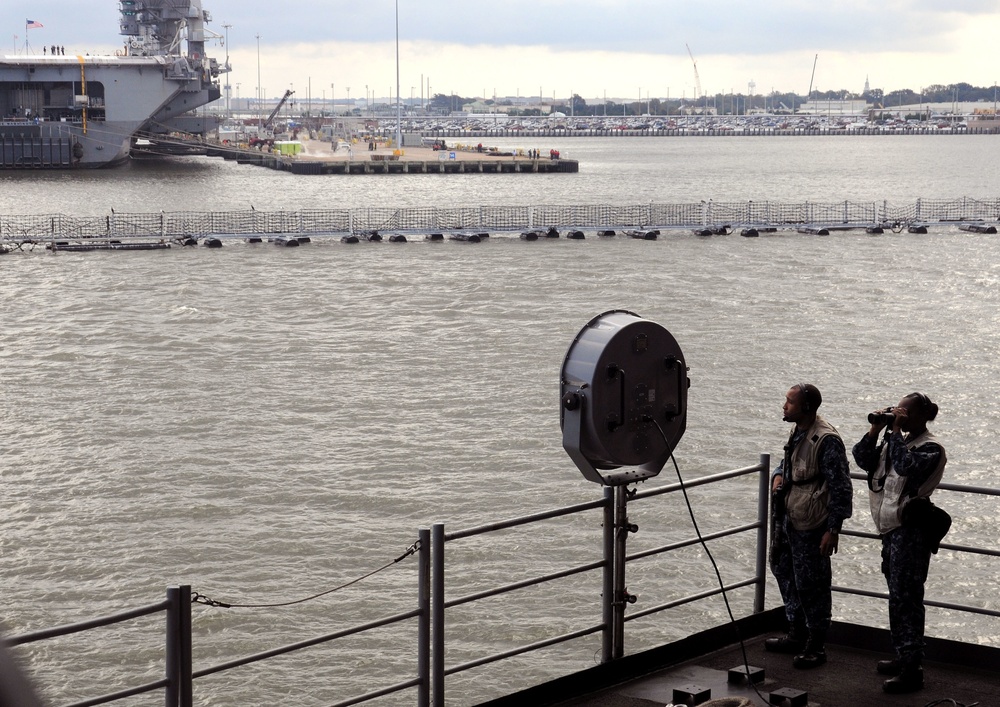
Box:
[686,44,702,100]
[807,54,818,99]
[264,89,295,129]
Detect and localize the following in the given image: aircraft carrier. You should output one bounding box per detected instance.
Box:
[0,0,223,168]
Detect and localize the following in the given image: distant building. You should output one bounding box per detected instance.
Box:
[797,98,871,115]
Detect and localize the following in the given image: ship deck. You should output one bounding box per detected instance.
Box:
[481,608,997,707]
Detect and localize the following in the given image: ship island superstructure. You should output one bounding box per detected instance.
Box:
[0,0,223,168]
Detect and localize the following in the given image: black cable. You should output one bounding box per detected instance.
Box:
[192,540,420,609]
[651,419,771,706]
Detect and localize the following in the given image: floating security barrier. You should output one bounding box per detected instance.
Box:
[47,241,171,252]
[959,224,997,234]
[270,235,300,247]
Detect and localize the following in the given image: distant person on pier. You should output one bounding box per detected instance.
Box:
[852,392,948,695]
[766,383,853,670]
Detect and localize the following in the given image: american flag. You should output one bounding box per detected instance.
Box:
[26,20,43,30]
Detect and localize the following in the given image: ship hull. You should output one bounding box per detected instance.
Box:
[1,54,218,169]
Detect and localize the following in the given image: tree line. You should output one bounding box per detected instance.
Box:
[423,82,999,117]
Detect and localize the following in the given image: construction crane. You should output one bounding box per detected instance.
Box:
[263,89,295,129]
[807,54,818,100]
[686,44,702,101]
[248,89,296,149]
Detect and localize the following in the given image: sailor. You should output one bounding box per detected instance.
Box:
[766,383,853,669]
[852,392,947,694]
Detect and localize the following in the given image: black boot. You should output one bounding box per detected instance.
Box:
[764,633,805,654]
[792,630,827,669]
[883,666,923,694]
[764,616,806,654]
[876,659,902,676]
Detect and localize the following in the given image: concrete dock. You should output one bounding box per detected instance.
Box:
[204,138,579,175]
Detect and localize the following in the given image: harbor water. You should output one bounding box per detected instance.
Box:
[2,136,999,705]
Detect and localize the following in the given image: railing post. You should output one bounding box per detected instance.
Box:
[431,523,445,707]
[417,528,431,707]
[754,453,771,613]
[600,486,614,662]
[611,486,629,660]
[165,585,192,707]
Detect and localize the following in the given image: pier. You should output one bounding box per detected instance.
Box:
[216,148,578,175]
[186,139,579,175]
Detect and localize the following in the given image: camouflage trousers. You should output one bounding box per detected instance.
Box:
[881,525,931,668]
[769,521,832,636]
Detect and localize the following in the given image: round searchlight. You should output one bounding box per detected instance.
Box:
[560,310,689,485]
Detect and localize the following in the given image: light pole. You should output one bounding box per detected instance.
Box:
[346,86,350,115]
[255,34,262,129]
[394,0,402,150]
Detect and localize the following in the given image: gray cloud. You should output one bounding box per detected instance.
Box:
[3,1,988,67]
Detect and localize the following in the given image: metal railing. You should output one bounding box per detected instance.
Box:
[3,197,1000,244]
[835,472,1000,618]
[7,458,999,706]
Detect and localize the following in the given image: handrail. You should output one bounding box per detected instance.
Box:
[191,607,423,679]
[64,679,169,707]
[626,522,761,563]
[443,497,607,541]
[8,460,997,707]
[625,578,761,622]
[443,623,606,676]
[8,600,170,646]
[431,455,772,704]
[444,559,606,609]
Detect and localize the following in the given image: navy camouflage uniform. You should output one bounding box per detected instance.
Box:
[770,431,853,643]
[852,431,944,670]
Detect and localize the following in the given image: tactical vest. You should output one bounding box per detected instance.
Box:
[868,431,947,535]
[784,416,841,531]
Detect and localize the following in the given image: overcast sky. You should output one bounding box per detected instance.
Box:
[5,1,1000,102]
